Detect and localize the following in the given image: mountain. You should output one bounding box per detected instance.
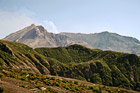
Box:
[3,24,93,49]
[0,40,140,91]
[4,24,140,55]
[60,31,140,55]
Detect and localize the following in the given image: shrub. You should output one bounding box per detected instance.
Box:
[75,87,80,91]
[56,79,61,83]
[74,81,79,85]
[45,81,52,86]
[90,73,102,84]
[10,73,18,79]
[62,85,71,90]
[2,70,10,76]
[105,88,113,93]
[28,75,37,80]
[82,84,89,89]
[50,77,56,80]
[53,82,61,87]
[19,84,28,88]
[47,88,58,93]
[81,87,85,90]
[70,83,74,86]
[62,80,67,83]
[20,76,28,81]
[20,70,28,76]
[41,75,48,80]
[68,80,73,83]
[0,73,4,78]
[0,59,4,66]
[36,75,42,80]
[92,87,100,92]
[89,86,94,90]
[0,87,4,93]
[74,76,86,81]
[8,69,14,72]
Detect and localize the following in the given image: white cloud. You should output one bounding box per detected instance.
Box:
[0,9,59,39]
[0,9,35,39]
[42,20,59,34]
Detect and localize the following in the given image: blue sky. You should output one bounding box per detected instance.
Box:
[0,0,140,40]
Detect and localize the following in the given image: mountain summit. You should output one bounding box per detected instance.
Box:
[3,24,92,48]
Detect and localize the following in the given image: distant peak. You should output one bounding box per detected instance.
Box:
[37,25,44,29]
[30,24,36,27]
[26,24,48,33]
[37,25,48,32]
[101,31,110,33]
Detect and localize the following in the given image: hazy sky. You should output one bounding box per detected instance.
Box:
[0,0,140,40]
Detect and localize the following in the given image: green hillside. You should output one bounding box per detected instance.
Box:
[35,44,140,91]
[0,40,50,74]
[0,40,140,92]
[1,67,138,93]
[35,44,95,64]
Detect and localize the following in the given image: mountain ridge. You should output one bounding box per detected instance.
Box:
[61,31,140,41]
[60,31,140,55]
[3,24,140,55]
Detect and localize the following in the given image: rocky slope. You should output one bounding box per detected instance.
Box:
[3,24,93,48]
[0,40,140,91]
[61,31,140,55]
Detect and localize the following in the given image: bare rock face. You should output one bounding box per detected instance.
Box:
[4,24,93,48]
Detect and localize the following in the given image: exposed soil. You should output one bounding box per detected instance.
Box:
[0,77,35,93]
[0,75,139,93]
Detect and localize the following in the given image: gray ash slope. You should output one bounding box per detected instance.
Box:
[3,24,93,48]
[60,31,140,55]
